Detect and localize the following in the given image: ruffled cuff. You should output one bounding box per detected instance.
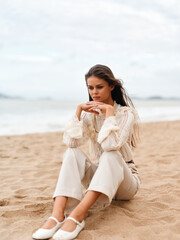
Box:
[97,116,119,144]
[64,114,83,139]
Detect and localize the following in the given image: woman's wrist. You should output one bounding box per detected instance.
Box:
[105,106,114,118]
[76,105,82,121]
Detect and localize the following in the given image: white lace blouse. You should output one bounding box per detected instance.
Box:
[63,101,140,180]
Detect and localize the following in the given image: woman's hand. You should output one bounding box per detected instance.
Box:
[76,101,114,120]
[76,102,99,120]
[86,101,115,118]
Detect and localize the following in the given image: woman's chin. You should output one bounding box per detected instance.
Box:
[93,98,102,102]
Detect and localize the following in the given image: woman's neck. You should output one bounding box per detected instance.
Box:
[104,98,114,106]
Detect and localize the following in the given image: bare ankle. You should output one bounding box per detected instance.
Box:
[52,211,65,222]
[70,207,87,222]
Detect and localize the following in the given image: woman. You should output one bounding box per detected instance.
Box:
[32,64,140,240]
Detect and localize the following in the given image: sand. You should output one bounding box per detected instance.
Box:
[0,120,180,240]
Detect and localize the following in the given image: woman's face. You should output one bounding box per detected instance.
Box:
[87,76,114,103]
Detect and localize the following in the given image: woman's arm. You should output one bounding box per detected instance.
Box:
[76,105,82,121]
[97,108,136,151]
[63,102,98,148]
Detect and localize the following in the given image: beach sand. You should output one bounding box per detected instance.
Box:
[0,121,180,240]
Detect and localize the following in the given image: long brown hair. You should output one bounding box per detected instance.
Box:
[85,64,139,148]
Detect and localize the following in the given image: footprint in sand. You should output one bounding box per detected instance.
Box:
[13,187,48,199]
[0,199,9,206]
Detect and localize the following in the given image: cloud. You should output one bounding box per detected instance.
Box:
[0,0,179,99]
[2,54,53,63]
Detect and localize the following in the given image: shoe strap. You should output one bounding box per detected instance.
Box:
[48,216,59,224]
[67,217,81,226]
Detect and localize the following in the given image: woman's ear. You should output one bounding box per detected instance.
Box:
[110,85,115,91]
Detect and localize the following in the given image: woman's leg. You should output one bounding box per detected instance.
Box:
[88,150,139,204]
[53,148,97,205]
[59,150,125,232]
[60,190,101,231]
[42,196,67,229]
[54,150,139,234]
[42,147,97,229]
[114,168,140,201]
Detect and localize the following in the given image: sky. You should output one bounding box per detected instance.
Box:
[0,0,180,100]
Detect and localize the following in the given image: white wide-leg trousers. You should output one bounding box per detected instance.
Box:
[53,148,140,210]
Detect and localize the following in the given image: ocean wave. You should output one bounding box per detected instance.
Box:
[0,99,180,136]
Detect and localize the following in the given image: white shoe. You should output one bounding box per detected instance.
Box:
[32,216,66,239]
[53,217,85,240]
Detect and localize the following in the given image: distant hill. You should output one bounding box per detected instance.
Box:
[147,96,163,100]
[0,93,179,101]
[132,95,180,100]
[0,93,23,99]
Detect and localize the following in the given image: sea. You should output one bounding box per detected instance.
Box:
[0,99,180,136]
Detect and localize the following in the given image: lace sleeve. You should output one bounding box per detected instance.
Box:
[97,107,137,151]
[63,112,89,148]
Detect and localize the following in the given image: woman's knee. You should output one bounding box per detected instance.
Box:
[63,147,88,165]
[63,147,79,163]
[99,150,123,163]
